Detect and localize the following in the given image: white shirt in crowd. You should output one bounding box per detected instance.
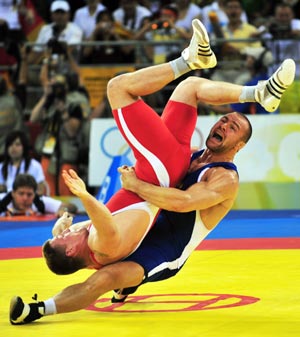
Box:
[0,159,45,192]
[0,0,23,29]
[33,22,83,52]
[73,3,107,39]
[113,4,152,31]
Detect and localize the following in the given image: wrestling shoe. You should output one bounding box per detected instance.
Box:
[182,19,217,70]
[255,59,296,112]
[10,295,45,325]
[111,289,128,303]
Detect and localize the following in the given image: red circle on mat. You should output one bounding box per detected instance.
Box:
[86,293,260,312]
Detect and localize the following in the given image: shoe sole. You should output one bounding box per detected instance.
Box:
[10,296,20,324]
[9,296,26,325]
[276,59,296,87]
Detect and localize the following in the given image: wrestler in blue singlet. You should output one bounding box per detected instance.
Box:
[119,150,237,296]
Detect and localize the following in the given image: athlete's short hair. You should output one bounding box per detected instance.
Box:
[42,240,86,275]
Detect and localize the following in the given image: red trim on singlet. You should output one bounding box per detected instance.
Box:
[89,250,103,270]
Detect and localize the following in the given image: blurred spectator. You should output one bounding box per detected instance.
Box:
[0,19,23,84]
[36,43,91,116]
[73,0,107,39]
[240,0,273,25]
[27,0,83,65]
[30,59,91,196]
[138,0,161,12]
[209,0,262,83]
[282,0,300,19]
[137,4,190,64]
[174,0,203,33]
[0,130,47,196]
[202,0,248,35]
[80,9,134,64]
[0,173,77,217]
[0,75,25,159]
[113,0,152,36]
[254,3,300,78]
[0,0,34,43]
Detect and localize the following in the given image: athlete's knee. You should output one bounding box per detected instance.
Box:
[181,76,208,88]
[107,73,128,98]
[170,76,202,103]
[107,73,137,109]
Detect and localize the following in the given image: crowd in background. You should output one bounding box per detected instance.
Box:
[0,0,299,198]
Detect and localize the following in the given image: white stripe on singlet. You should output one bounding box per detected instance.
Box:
[117,108,170,187]
[147,168,211,277]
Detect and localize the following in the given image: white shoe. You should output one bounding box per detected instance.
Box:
[182,19,217,70]
[255,59,296,112]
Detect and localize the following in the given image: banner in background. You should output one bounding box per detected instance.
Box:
[89,115,300,186]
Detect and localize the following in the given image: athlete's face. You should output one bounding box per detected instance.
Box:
[206,112,248,153]
[50,227,88,256]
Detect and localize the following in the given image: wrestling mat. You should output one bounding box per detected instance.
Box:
[0,210,300,337]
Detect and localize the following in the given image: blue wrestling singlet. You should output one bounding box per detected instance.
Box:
[122,150,238,292]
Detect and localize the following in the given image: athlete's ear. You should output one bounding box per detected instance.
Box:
[65,246,75,256]
[236,141,245,152]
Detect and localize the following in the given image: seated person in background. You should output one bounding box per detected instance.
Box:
[0,130,47,196]
[73,0,107,39]
[113,0,152,35]
[0,174,77,217]
[209,0,262,84]
[27,0,83,65]
[175,0,203,33]
[135,4,191,65]
[253,2,300,78]
[201,0,248,35]
[0,75,25,159]
[80,9,134,64]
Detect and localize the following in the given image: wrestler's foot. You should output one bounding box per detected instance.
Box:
[255,59,296,112]
[10,296,45,325]
[111,290,128,303]
[182,19,217,70]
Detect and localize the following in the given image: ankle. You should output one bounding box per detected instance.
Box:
[44,298,57,315]
[169,56,191,79]
[239,86,256,103]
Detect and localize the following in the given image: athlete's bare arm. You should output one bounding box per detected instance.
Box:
[118,165,239,229]
[61,169,121,255]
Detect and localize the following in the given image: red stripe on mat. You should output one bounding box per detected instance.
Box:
[197,238,300,250]
[0,238,299,260]
[0,247,42,260]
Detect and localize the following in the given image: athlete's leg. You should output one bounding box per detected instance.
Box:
[107,19,216,110]
[162,59,296,142]
[164,58,296,129]
[107,19,216,189]
[10,261,144,324]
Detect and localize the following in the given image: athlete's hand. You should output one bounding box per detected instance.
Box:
[62,169,87,198]
[117,165,138,192]
[52,211,73,236]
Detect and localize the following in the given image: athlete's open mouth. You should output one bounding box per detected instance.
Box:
[212,131,223,142]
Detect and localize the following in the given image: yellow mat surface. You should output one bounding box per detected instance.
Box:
[1,249,300,337]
